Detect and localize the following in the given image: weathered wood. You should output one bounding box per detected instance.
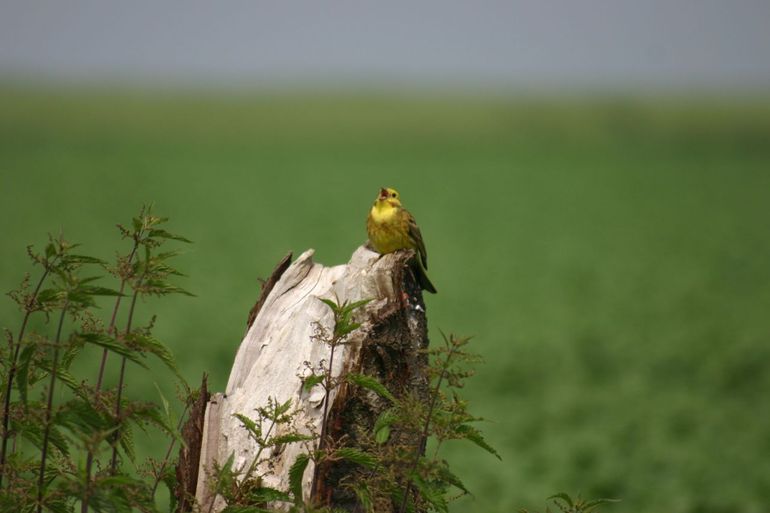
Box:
[245,252,293,332]
[190,245,429,512]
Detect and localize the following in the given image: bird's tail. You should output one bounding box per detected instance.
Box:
[410,260,437,294]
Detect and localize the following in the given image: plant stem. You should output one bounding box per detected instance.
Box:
[150,402,190,498]
[399,341,459,513]
[95,242,139,390]
[0,265,52,489]
[310,334,338,501]
[82,240,140,512]
[37,301,68,513]
[109,287,140,474]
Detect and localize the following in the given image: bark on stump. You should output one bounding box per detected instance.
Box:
[179,245,429,512]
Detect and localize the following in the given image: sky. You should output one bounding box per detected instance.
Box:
[1,0,769,91]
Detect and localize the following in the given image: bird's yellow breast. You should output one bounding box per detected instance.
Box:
[367,202,412,254]
[369,202,398,223]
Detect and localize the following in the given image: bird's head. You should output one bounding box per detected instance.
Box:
[376,187,402,208]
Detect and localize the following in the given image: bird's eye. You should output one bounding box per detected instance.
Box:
[391,193,397,198]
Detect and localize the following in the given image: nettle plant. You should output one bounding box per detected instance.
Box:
[0,207,193,513]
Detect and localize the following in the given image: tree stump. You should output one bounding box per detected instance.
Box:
[180,245,430,512]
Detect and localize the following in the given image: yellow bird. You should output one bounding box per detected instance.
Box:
[366,187,437,294]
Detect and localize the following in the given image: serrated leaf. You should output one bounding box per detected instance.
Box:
[455,424,501,460]
[49,367,80,395]
[78,332,147,369]
[128,333,184,383]
[120,423,136,462]
[80,285,125,297]
[269,433,316,446]
[583,497,621,511]
[246,487,292,504]
[318,298,340,314]
[274,398,292,417]
[221,507,273,513]
[16,344,36,406]
[302,374,325,392]
[548,493,574,508]
[233,413,260,438]
[56,398,111,434]
[288,453,310,505]
[64,254,107,265]
[333,447,378,469]
[143,279,196,297]
[373,408,398,444]
[346,373,396,403]
[411,474,448,513]
[148,229,193,243]
[351,482,374,513]
[37,288,64,306]
[375,425,391,444]
[437,464,470,494]
[160,464,178,513]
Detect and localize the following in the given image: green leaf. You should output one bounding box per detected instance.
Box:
[37,288,65,307]
[351,482,374,513]
[346,373,396,403]
[411,474,448,513]
[318,298,341,314]
[455,424,501,460]
[548,493,574,508]
[342,298,373,314]
[120,423,136,462]
[125,402,181,443]
[233,413,261,439]
[302,373,325,392]
[274,398,293,417]
[64,254,107,265]
[80,285,125,297]
[373,408,398,444]
[221,507,274,513]
[245,487,292,504]
[16,344,36,406]
[51,367,80,395]
[333,447,378,469]
[148,229,193,243]
[437,464,470,495]
[268,433,316,446]
[335,321,361,337]
[14,412,71,455]
[128,333,184,383]
[159,464,178,513]
[288,453,310,506]
[582,497,621,512]
[56,398,111,435]
[143,279,196,297]
[78,332,148,369]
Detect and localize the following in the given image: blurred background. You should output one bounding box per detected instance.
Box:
[2,1,770,512]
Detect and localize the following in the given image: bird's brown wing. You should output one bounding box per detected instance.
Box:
[405,210,429,270]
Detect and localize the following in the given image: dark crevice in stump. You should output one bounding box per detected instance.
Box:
[175,374,210,513]
[313,252,430,512]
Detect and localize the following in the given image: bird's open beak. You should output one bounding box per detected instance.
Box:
[379,188,389,200]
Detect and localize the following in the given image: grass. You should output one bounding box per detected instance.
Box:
[1,86,769,513]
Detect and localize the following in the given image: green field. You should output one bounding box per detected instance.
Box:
[2,87,770,513]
